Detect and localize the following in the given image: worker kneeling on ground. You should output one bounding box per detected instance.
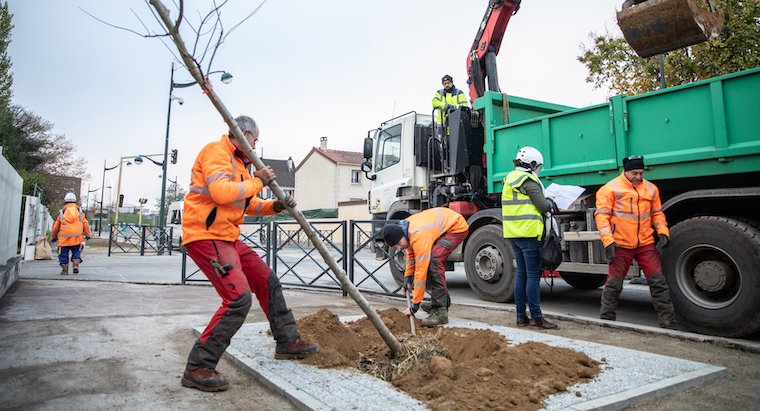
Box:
[51,192,90,275]
[180,115,318,392]
[382,207,469,327]
[595,155,676,328]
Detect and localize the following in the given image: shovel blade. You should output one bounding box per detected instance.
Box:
[617,0,725,58]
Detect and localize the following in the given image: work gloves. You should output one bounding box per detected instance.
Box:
[605,243,617,261]
[273,195,297,212]
[656,234,669,249]
[253,166,276,186]
[444,103,456,113]
[403,275,412,290]
[409,303,419,314]
[51,238,57,243]
[85,236,91,240]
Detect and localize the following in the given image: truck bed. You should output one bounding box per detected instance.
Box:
[479,67,760,194]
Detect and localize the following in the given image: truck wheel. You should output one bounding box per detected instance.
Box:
[463,224,515,302]
[560,272,607,290]
[662,216,760,337]
[388,247,406,288]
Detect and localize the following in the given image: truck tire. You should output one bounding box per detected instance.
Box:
[662,216,760,337]
[463,224,515,302]
[388,247,406,288]
[560,272,607,290]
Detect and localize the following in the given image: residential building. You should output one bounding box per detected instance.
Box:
[295,137,369,217]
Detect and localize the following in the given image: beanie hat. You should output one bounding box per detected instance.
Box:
[623,155,645,171]
[441,74,453,84]
[382,224,405,246]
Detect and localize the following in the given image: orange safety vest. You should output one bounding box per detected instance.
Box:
[403,207,469,304]
[182,134,279,244]
[594,172,669,249]
[52,203,90,246]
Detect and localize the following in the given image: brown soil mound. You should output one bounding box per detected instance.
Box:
[297,309,601,411]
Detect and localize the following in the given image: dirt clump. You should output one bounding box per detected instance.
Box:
[296,308,600,411]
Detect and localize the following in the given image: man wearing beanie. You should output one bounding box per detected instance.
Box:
[594,155,676,328]
[432,74,469,125]
[382,207,469,326]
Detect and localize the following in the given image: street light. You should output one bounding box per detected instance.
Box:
[160,62,233,229]
[98,160,120,236]
[112,153,161,227]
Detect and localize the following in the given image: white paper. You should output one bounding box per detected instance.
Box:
[544,183,586,210]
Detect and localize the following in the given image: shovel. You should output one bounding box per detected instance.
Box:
[405,288,417,337]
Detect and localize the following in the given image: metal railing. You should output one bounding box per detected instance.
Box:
[179,220,405,299]
[108,224,173,256]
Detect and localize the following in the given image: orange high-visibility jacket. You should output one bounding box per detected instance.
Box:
[404,207,469,304]
[594,172,670,249]
[182,134,279,245]
[52,203,90,246]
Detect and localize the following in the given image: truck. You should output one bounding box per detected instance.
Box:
[361,1,760,337]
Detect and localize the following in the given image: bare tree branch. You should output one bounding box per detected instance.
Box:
[79,6,165,38]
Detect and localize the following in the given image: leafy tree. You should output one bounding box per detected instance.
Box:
[0,1,89,204]
[579,0,760,96]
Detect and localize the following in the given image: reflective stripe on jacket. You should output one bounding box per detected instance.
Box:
[182,134,279,244]
[403,207,469,304]
[594,172,670,249]
[431,87,469,123]
[51,203,90,246]
[502,170,544,240]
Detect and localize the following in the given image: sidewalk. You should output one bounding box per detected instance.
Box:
[2,247,759,410]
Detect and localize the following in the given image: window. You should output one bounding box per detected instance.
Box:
[375,124,401,172]
[351,170,361,184]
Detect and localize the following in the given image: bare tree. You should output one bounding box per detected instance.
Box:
[94,0,405,356]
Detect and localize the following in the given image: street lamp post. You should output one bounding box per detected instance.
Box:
[160,62,232,228]
[98,160,119,236]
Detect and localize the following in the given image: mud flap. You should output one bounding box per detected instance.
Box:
[617,0,725,58]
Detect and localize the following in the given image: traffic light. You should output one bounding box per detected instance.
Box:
[118,194,124,207]
[170,149,178,164]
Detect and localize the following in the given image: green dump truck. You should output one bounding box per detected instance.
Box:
[361,67,760,337]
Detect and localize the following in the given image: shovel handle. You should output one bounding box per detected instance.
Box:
[405,289,416,336]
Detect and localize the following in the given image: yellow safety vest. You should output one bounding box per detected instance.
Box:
[502,170,544,240]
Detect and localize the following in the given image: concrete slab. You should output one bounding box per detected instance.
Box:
[200,316,726,411]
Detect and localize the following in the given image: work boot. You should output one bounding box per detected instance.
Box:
[60,264,69,275]
[600,277,624,321]
[530,317,559,329]
[72,259,81,274]
[647,273,676,328]
[181,367,229,392]
[420,301,433,314]
[421,306,448,327]
[275,337,319,360]
[516,315,530,327]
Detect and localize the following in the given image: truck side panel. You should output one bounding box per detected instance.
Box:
[484,67,760,191]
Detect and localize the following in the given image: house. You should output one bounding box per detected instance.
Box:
[295,137,369,218]
[257,157,295,200]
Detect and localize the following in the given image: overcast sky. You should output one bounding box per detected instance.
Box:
[8,0,622,213]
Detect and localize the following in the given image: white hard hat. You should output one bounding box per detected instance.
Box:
[515,146,544,169]
[64,192,77,202]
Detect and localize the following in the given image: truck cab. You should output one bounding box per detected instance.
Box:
[166,200,183,250]
[364,112,434,220]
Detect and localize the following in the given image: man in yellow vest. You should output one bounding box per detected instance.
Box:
[502,147,559,329]
[51,192,91,275]
[432,74,469,125]
[382,207,469,327]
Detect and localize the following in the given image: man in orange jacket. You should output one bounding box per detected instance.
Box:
[180,115,318,392]
[51,192,90,275]
[595,155,675,328]
[382,207,469,327]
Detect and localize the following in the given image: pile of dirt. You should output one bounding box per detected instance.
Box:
[297,309,601,411]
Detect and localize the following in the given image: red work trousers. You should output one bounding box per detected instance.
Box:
[184,239,298,370]
[427,231,468,308]
[608,243,663,278]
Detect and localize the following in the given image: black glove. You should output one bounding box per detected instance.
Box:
[273,195,296,212]
[403,275,411,289]
[547,198,560,214]
[409,303,419,314]
[85,236,91,240]
[51,238,57,243]
[657,234,669,249]
[605,243,617,261]
[444,103,455,112]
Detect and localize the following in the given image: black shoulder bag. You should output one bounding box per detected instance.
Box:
[540,215,563,271]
